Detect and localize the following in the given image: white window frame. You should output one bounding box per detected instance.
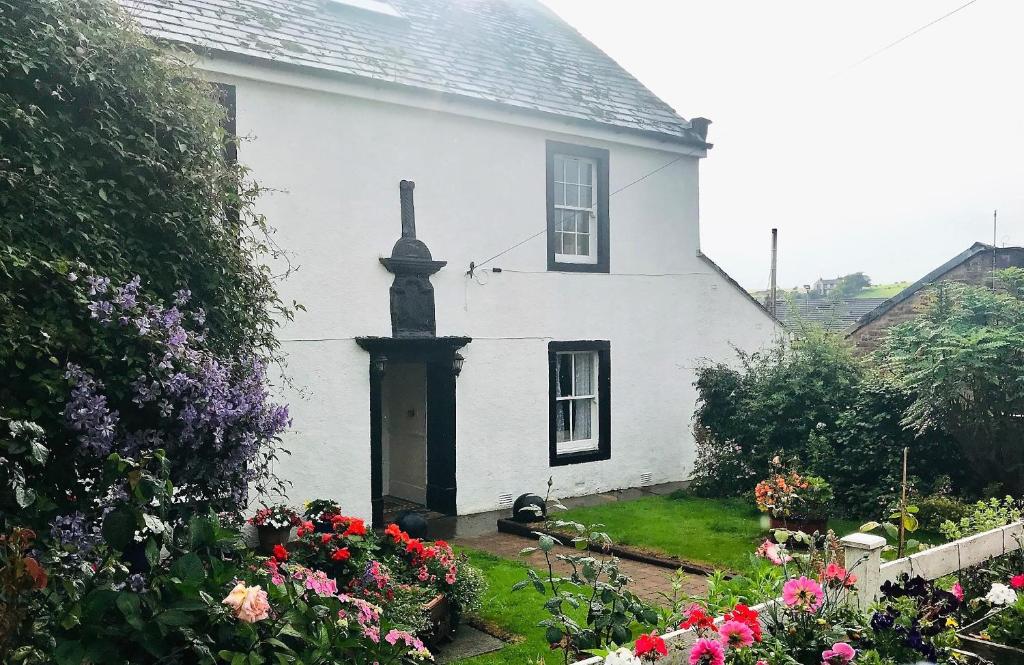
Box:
[552,154,599,265]
[554,350,599,455]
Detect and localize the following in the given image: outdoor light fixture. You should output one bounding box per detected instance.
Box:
[372,354,387,376]
[452,352,465,376]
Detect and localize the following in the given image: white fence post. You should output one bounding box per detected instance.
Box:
[840,532,887,611]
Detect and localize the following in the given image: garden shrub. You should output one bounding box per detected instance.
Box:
[876,269,1024,496]
[691,329,968,516]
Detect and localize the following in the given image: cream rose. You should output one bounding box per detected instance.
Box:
[222,582,270,623]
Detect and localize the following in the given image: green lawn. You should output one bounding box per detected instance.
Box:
[855,282,910,298]
[455,548,572,664]
[553,495,870,571]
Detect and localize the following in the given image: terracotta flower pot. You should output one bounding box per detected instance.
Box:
[256,526,291,553]
[421,593,453,645]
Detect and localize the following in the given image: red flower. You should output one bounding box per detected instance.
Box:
[272,544,289,562]
[331,547,351,562]
[320,533,333,544]
[1011,574,1024,590]
[384,523,410,544]
[434,539,449,549]
[342,518,366,537]
[680,604,715,632]
[296,520,315,537]
[634,632,667,660]
[724,603,762,642]
[23,557,47,590]
[406,539,425,559]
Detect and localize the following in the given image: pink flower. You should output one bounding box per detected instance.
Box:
[821,642,855,664]
[222,582,270,623]
[303,569,338,596]
[1011,574,1024,590]
[718,620,754,649]
[822,562,856,588]
[688,638,725,665]
[756,540,792,566]
[952,582,965,601]
[782,576,824,613]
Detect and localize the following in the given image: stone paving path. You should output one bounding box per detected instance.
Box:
[456,531,707,605]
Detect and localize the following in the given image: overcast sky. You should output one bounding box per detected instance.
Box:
[540,0,1024,290]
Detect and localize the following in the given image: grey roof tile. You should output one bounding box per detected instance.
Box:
[119,0,705,145]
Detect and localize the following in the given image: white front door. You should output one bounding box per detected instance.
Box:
[382,363,428,505]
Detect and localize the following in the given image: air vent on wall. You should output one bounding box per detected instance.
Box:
[497,493,514,509]
[639,472,653,487]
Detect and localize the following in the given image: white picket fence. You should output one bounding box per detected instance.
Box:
[575,521,1024,665]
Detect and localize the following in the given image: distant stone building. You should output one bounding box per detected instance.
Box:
[812,278,839,297]
[846,243,1024,351]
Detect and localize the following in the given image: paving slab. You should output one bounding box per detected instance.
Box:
[433,624,505,663]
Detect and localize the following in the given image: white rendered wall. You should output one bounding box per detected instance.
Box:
[218,61,779,518]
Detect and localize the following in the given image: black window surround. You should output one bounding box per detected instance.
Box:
[546,141,610,273]
[548,340,611,466]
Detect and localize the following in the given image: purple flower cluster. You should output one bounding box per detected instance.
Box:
[64,365,119,456]
[50,512,102,555]
[65,274,291,506]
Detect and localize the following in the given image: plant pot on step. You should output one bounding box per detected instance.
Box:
[256,526,292,553]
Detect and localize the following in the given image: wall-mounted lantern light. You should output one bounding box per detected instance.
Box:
[452,352,465,377]
[372,354,387,376]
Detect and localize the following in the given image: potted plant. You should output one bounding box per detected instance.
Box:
[249,504,301,553]
[755,460,833,536]
[957,579,1024,665]
[303,498,342,533]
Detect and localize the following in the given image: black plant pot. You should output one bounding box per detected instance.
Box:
[512,494,547,522]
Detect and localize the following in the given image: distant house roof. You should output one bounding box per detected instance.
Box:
[121,0,709,146]
[846,242,1024,335]
[768,297,889,331]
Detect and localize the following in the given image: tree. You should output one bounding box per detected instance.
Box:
[0,0,292,529]
[831,272,871,298]
[0,0,290,360]
[877,269,1024,495]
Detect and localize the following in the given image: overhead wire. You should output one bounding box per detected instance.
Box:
[829,0,981,78]
[466,153,690,276]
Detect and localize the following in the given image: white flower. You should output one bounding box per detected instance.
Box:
[604,648,641,665]
[985,583,1018,605]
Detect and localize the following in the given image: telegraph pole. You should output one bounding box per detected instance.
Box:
[769,228,778,317]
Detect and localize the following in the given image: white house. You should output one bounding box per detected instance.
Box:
[126,0,778,526]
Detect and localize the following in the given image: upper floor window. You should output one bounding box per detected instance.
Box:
[546,141,609,273]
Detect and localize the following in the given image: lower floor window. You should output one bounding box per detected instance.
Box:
[549,341,610,465]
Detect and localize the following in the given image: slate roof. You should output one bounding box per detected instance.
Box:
[119,0,707,146]
[767,297,889,332]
